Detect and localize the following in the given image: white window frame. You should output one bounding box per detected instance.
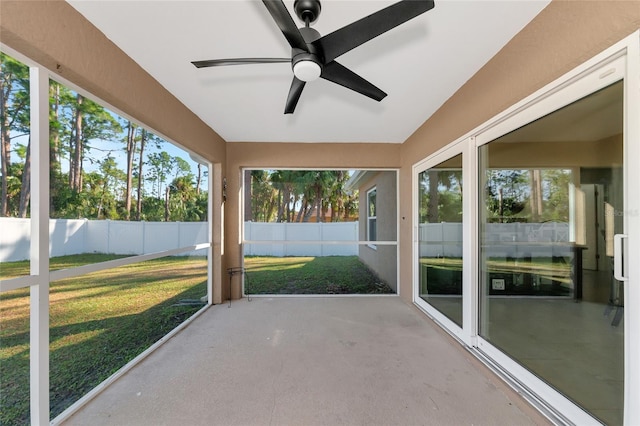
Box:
[366,187,377,249]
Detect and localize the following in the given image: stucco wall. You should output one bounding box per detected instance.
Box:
[357,172,398,292]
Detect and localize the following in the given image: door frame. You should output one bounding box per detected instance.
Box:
[412,141,470,345]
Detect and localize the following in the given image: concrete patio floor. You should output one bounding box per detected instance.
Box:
[64,296,551,426]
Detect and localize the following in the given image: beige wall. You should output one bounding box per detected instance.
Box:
[398,1,640,301]
[357,172,398,292]
[2,1,639,303]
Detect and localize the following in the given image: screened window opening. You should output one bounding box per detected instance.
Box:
[242,170,397,295]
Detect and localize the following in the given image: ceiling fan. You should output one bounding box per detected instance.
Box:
[192,0,435,114]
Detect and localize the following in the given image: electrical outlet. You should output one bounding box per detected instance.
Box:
[492,278,505,291]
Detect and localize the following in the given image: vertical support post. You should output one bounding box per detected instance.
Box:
[207,163,213,305]
[210,163,223,305]
[29,66,50,425]
[476,139,488,343]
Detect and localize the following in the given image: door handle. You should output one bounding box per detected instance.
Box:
[613,234,628,282]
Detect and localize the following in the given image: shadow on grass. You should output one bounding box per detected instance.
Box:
[244,256,394,295]
[0,281,206,425]
[48,270,206,303]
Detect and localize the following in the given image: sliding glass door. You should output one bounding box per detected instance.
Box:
[414,39,640,424]
[478,80,625,425]
[414,147,465,336]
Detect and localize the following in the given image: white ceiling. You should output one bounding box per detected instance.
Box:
[67,0,550,143]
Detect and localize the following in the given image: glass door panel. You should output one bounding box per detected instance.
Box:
[418,154,463,327]
[478,81,624,425]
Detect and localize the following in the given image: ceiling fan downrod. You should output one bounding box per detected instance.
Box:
[294,0,322,25]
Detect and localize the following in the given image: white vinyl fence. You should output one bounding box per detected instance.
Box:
[0,218,208,262]
[419,222,571,258]
[244,221,359,257]
[1,218,572,263]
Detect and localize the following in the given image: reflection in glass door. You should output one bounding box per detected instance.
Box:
[418,154,463,327]
[478,81,624,425]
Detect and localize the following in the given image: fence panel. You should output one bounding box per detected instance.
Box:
[0,218,208,262]
[0,218,31,262]
[244,222,285,256]
[49,219,86,257]
[110,221,145,255]
[244,222,358,257]
[419,222,570,258]
[179,222,208,248]
[144,222,180,254]
[85,220,109,254]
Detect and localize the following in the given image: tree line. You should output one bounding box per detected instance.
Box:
[1,53,207,221]
[418,167,571,224]
[247,170,358,223]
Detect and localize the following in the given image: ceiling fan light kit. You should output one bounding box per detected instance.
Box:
[293,60,322,82]
[192,0,435,114]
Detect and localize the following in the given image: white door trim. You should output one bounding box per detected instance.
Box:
[412,142,468,344]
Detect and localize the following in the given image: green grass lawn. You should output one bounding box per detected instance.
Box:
[244,256,394,295]
[421,257,571,282]
[0,254,207,425]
